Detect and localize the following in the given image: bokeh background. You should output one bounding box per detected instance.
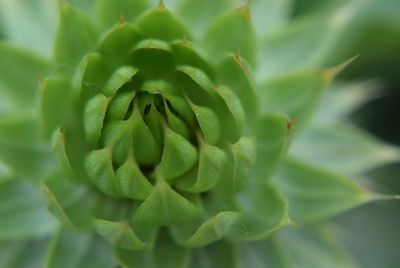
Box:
[292,1,400,267]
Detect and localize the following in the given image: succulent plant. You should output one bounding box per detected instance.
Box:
[0,0,399,267]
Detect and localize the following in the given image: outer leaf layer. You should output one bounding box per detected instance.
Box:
[0,179,57,239]
[272,159,369,224]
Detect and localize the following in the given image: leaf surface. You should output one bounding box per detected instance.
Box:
[271,159,369,224]
[96,0,149,30]
[0,179,57,239]
[238,226,356,268]
[0,42,49,112]
[0,117,54,181]
[0,238,48,268]
[203,4,256,65]
[290,124,400,175]
[136,5,188,42]
[116,230,191,268]
[54,2,97,74]
[45,228,117,268]
[0,0,58,57]
[257,69,331,133]
[134,177,200,225]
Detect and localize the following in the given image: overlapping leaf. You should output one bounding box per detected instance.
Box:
[0,179,57,240]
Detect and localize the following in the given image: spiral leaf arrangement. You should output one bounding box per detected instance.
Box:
[0,0,399,267]
[41,1,269,250]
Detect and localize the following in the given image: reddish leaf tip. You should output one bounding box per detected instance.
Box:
[237,0,252,19]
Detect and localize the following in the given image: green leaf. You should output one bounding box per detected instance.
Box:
[203,4,256,65]
[0,42,50,112]
[237,239,284,268]
[171,41,215,80]
[271,158,370,224]
[238,225,356,268]
[54,2,97,74]
[290,124,400,176]
[85,148,119,197]
[0,179,57,239]
[107,90,136,121]
[103,65,138,96]
[188,102,220,145]
[0,117,54,181]
[312,81,379,126]
[229,136,257,192]
[136,5,188,42]
[257,13,352,79]
[97,22,142,68]
[102,120,133,166]
[176,0,236,37]
[229,181,288,241]
[164,93,196,126]
[175,143,228,193]
[251,0,292,37]
[52,128,75,182]
[116,230,191,268]
[0,0,58,57]
[130,39,175,79]
[93,219,146,250]
[45,227,91,268]
[115,155,153,200]
[165,100,190,139]
[144,105,165,145]
[0,238,49,268]
[270,226,356,268]
[45,227,117,268]
[257,69,330,133]
[72,52,110,106]
[217,54,257,117]
[190,240,238,268]
[176,65,219,102]
[130,105,162,166]
[83,93,110,147]
[159,127,198,180]
[91,194,133,221]
[171,211,240,248]
[66,0,97,15]
[134,177,200,225]
[40,77,74,137]
[96,0,149,30]
[215,86,246,132]
[177,65,245,141]
[141,79,178,95]
[0,160,13,180]
[254,114,289,178]
[73,235,118,268]
[44,172,96,231]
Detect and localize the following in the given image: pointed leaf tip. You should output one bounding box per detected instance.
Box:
[203,4,256,65]
[365,191,400,202]
[175,211,240,248]
[93,219,146,250]
[55,1,97,68]
[159,127,198,180]
[238,0,252,18]
[134,177,200,225]
[323,55,359,80]
[272,159,369,224]
[119,15,126,24]
[157,0,166,9]
[286,118,296,137]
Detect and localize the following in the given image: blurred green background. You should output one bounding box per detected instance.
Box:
[292,1,400,267]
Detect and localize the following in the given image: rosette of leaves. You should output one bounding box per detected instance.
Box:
[0,0,399,267]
